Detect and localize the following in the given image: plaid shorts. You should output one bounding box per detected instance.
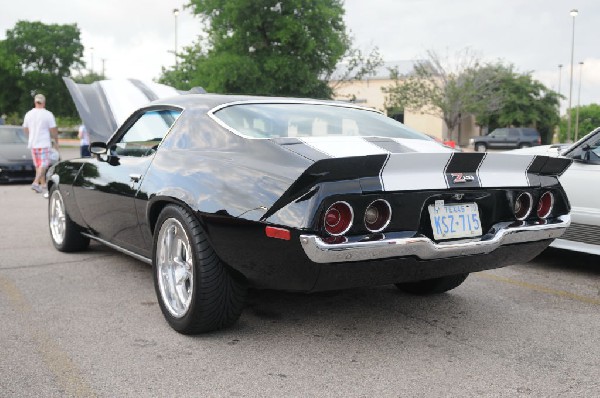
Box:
[31,147,51,168]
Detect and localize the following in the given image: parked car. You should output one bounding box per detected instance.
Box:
[470,127,541,151]
[511,127,600,255]
[48,78,572,334]
[0,125,35,183]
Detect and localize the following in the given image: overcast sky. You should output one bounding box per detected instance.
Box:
[2,0,598,110]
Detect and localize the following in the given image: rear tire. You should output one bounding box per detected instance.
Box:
[474,143,486,152]
[395,273,469,295]
[153,205,247,334]
[48,186,90,252]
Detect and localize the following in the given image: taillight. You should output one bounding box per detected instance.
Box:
[364,199,392,232]
[514,192,533,220]
[324,201,353,236]
[537,191,554,219]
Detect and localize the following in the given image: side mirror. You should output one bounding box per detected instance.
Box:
[89,141,108,156]
[578,145,600,165]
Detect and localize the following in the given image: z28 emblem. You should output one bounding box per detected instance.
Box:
[451,173,475,183]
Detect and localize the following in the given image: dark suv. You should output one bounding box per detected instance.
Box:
[470,128,541,151]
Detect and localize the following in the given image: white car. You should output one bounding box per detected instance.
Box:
[511,128,600,255]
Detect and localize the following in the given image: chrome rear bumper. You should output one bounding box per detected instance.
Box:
[300,215,570,263]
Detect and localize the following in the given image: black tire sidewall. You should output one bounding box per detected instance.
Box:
[152,205,201,332]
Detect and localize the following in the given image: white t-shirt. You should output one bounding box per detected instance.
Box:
[23,108,57,149]
[79,125,90,146]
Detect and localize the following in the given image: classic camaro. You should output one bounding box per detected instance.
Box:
[48,78,572,334]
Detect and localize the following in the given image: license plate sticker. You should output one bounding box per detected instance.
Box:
[428,202,482,240]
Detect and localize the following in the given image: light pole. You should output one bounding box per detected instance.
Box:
[90,46,94,74]
[557,64,563,103]
[567,9,578,142]
[173,8,179,68]
[575,61,584,140]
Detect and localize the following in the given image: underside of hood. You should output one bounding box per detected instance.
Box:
[63,77,205,142]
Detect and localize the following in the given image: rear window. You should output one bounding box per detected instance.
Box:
[522,129,540,137]
[210,102,429,140]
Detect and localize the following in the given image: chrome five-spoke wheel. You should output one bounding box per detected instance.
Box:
[156,218,194,318]
[47,186,90,252]
[49,190,66,245]
[152,205,247,334]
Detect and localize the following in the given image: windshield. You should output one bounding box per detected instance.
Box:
[211,103,430,140]
[0,127,27,144]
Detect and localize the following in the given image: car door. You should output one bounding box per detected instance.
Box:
[73,107,181,255]
[560,133,600,228]
[487,128,508,149]
[505,129,520,149]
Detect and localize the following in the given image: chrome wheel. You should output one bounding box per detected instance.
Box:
[49,190,66,245]
[156,218,194,318]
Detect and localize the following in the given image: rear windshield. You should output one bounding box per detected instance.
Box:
[211,102,429,140]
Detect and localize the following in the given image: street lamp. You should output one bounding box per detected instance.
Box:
[575,61,584,140]
[90,46,94,74]
[567,9,578,142]
[557,64,563,103]
[173,8,179,68]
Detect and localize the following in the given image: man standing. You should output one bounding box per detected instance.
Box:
[23,94,59,193]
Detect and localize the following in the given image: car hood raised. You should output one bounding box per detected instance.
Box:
[63,77,205,142]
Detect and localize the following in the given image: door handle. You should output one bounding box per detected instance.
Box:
[129,174,142,183]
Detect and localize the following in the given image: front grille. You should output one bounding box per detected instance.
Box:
[561,222,600,245]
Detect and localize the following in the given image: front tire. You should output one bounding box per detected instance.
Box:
[48,186,90,252]
[395,273,469,295]
[153,205,247,334]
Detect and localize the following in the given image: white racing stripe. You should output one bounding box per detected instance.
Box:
[298,136,450,158]
[299,137,388,157]
[391,138,453,153]
[381,153,451,191]
[478,152,532,187]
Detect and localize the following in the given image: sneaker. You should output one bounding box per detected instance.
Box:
[31,183,42,193]
[42,187,49,198]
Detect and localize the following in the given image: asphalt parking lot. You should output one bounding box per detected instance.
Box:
[1,147,599,397]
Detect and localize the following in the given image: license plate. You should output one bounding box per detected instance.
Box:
[428,201,482,240]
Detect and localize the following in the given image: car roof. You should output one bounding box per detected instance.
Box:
[147,93,355,112]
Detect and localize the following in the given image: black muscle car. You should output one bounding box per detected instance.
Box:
[48,78,572,334]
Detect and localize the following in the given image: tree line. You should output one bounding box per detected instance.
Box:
[1,1,597,142]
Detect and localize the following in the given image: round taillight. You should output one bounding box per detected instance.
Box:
[324,201,353,236]
[514,192,533,220]
[364,199,392,232]
[537,191,554,219]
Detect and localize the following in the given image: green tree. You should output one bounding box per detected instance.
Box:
[3,21,84,117]
[0,40,22,117]
[382,48,482,142]
[383,52,560,144]
[560,104,600,142]
[161,0,375,98]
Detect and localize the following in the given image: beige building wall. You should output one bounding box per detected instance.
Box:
[330,76,479,146]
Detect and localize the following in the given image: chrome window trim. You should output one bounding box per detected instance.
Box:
[206,100,383,140]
